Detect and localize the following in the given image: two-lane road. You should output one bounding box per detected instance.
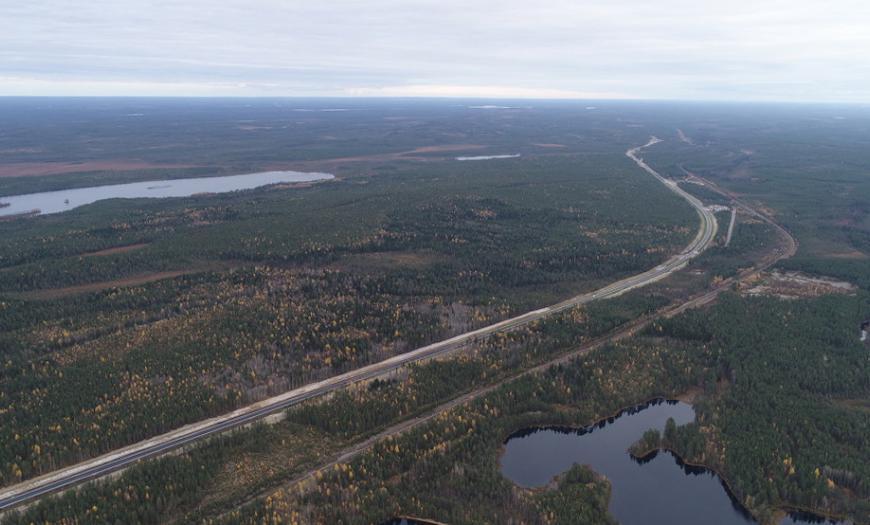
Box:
[0,138,716,512]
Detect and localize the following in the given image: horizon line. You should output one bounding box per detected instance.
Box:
[0,94,867,106]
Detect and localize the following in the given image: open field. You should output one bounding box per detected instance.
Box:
[0,162,201,179]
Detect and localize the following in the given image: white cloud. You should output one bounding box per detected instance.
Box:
[0,76,255,97]
[2,0,870,101]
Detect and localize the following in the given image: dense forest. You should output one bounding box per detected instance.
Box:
[8,282,865,524]
[225,293,869,525]
[0,291,708,524]
[0,144,696,487]
[2,101,868,524]
[5,207,870,523]
[649,294,870,520]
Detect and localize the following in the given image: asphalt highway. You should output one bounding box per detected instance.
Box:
[0,138,717,512]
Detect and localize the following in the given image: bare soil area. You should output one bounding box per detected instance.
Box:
[834,399,870,413]
[405,144,485,154]
[334,250,443,271]
[741,270,856,299]
[81,243,150,258]
[17,270,196,300]
[676,129,695,145]
[0,161,201,178]
[828,250,868,259]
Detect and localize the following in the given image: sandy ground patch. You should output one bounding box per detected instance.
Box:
[741,270,856,299]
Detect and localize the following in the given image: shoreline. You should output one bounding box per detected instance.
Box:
[502,392,855,525]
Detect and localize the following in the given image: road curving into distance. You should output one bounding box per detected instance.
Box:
[220,144,798,520]
[0,138,718,513]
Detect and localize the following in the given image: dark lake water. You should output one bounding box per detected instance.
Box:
[500,399,850,525]
[0,170,334,217]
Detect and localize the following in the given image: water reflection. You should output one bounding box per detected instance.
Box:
[500,399,849,525]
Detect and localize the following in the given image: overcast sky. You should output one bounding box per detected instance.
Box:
[2,0,870,101]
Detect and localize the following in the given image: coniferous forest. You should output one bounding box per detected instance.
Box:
[1,100,868,524]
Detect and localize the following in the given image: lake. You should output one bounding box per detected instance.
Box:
[500,399,850,525]
[0,170,334,217]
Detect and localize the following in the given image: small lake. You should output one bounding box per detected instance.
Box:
[500,399,850,525]
[0,170,334,217]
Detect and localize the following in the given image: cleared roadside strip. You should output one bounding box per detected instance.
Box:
[0,138,716,512]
